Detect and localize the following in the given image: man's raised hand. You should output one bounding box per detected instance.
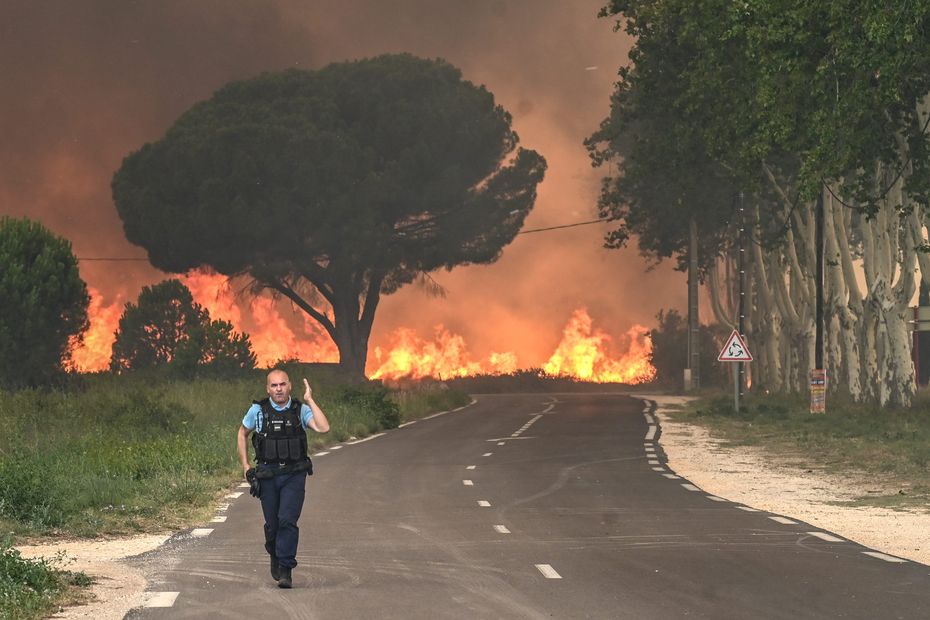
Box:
[303,378,312,402]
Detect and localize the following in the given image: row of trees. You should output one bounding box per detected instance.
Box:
[589,1,930,406]
[0,216,255,388]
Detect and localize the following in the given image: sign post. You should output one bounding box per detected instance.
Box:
[718,330,753,413]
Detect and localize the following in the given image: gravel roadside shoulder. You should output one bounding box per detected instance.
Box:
[638,394,930,566]
[15,534,170,619]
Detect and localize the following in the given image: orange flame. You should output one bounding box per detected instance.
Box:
[543,308,655,384]
[369,326,516,380]
[70,275,654,384]
[370,307,655,384]
[181,270,338,366]
[69,287,123,372]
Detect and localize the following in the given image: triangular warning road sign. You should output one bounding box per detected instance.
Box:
[718,330,753,362]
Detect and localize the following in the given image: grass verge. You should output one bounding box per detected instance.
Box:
[0,537,92,620]
[666,389,930,510]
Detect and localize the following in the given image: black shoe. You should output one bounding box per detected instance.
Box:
[270,555,281,581]
[278,568,292,589]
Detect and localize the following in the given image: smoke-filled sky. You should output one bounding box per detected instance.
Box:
[0,0,686,368]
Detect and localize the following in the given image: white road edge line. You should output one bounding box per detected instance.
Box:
[681,483,700,491]
[142,592,179,608]
[493,525,511,534]
[483,452,493,457]
[862,551,907,563]
[807,531,844,542]
[225,492,243,499]
[535,564,562,579]
[706,495,727,502]
[190,528,213,537]
[736,506,760,512]
[210,516,227,523]
[769,516,797,525]
[237,482,250,488]
[398,421,417,428]
[346,433,386,445]
[645,425,657,440]
[652,467,665,472]
[329,445,343,450]
[477,500,491,507]
[466,465,476,470]
[662,473,680,479]
[648,459,659,465]
[313,451,330,456]
[463,480,474,486]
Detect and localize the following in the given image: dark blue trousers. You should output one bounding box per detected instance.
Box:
[259,469,307,569]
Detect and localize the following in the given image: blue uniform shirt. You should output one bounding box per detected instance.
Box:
[242,397,313,432]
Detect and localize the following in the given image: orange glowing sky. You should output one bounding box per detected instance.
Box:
[1,1,687,377]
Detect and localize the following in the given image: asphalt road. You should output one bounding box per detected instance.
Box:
[127,393,930,619]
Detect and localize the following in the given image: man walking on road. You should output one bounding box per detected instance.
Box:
[237,369,330,588]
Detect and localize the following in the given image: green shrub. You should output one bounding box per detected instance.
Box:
[0,536,88,620]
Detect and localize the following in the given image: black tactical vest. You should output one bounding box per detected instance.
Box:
[251,398,309,464]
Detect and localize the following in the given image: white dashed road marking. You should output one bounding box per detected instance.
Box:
[477,500,491,507]
[466,465,476,470]
[329,445,343,450]
[648,459,659,465]
[736,506,760,512]
[652,467,665,472]
[191,528,213,537]
[463,480,474,486]
[483,452,493,457]
[769,516,797,525]
[225,492,243,499]
[143,592,179,608]
[314,451,330,456]
[535,564,562,579]
[211,516,227,523]
[662,473,680,479]
[217,503,230,511]
[346,433,385,445]
[237,482,250,488]
[498,442,506,446]
[681,483,700,491]
[807,531,844,542]
[706,496,727,502]
[493,525,511,534]
[862,551,907,563]
[645,425,657,440]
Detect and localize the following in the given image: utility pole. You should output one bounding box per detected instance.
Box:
[686,217,700,391]
[737,192,746,411]
[811,191,826,413]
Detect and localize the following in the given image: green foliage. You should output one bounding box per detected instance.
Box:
[446,369,643,393]
[0,217,89,388]
[336,385,401,429]
[649,309,729,388]
[590,0,930,263]
[112,54,546,376]
[0,536,88,620]
[110,279,256,375]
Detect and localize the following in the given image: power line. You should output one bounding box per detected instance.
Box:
[75,217,617,261]
[517,218,611,234]
[77,257,149,261]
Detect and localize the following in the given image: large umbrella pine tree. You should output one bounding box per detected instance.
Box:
[113,54,546,378]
